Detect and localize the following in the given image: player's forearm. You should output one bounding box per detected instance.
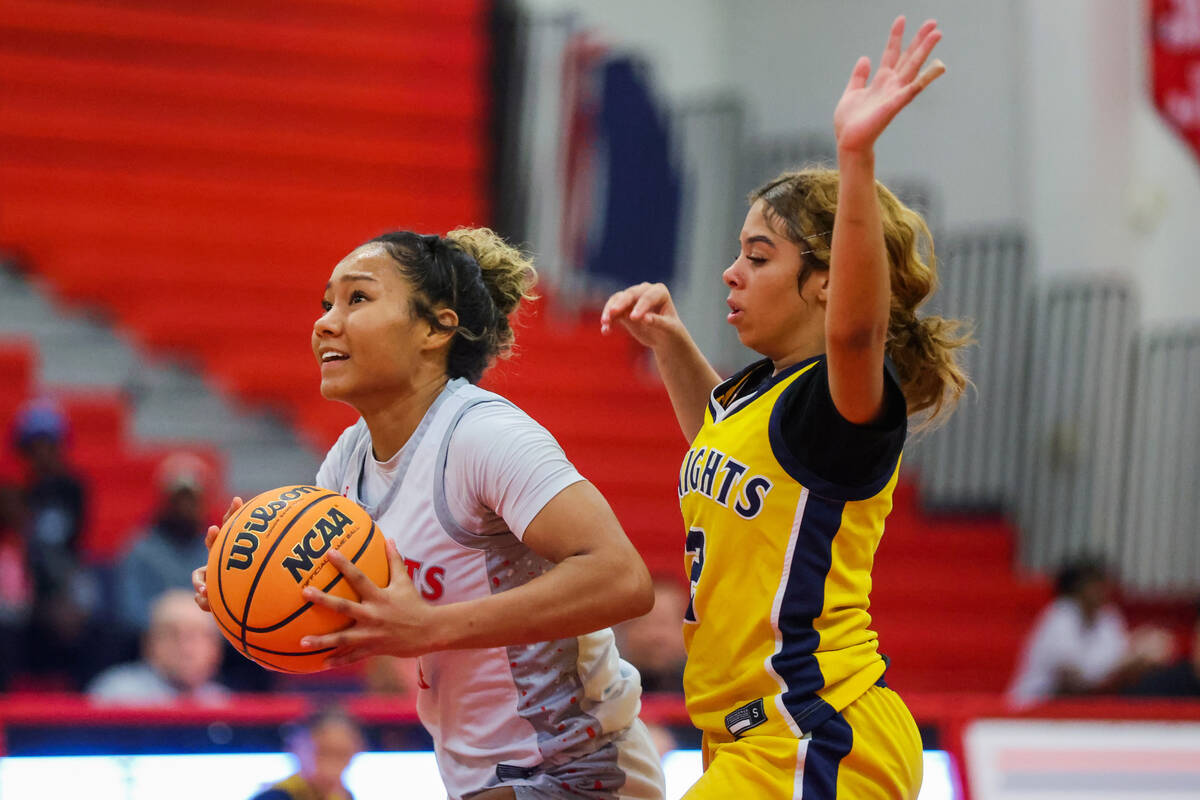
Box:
[426,547,653,651]
[649,327,722,443]
[828,148,891,348]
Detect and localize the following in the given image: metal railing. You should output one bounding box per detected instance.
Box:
[1017,280,1136,572]
[1122,327,1200,592]
[907,229,1029,513]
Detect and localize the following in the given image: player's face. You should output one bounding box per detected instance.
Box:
[723,200,824,359]
[313,244,433,408]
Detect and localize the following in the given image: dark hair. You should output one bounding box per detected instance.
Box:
[366,228,537,383]
[1054,557,1110,597]
[283,704,363,746]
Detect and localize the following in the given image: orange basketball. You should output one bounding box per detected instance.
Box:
[207,485,389,673]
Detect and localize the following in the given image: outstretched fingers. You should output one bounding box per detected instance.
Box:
[878,15,906,72]
[845,55,872,94]
[896,20,941,84]
[911,58,947,97]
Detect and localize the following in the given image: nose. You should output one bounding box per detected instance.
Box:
[723,260,742,289]
[314,305,341,339]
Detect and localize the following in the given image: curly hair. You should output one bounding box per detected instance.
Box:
[750,168,972,429]
[365,228,538,383]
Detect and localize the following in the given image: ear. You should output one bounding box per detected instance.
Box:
[422,306,459,351]
[815,274,830,305]
[801,270,830,306]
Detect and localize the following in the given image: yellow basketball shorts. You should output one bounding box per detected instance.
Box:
[683,685,923,800]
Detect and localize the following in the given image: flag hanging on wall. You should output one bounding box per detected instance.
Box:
[1151,0,1200,163]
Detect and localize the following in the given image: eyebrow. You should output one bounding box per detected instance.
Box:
[325,272,379,290]
[741,234,776,248]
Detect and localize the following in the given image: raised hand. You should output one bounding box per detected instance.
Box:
[834,16,945,155]
[600,282,684,349]
[299,539,435,665]
[192,495,244,613]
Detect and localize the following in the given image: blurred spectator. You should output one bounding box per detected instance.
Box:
[12,398,102,687]
[252,706,365,800]
[115,452,213,639]
[87,588,229,704]
[1008,557,1173,706]
[0,476,33,690]
[616,576,688,693]
[1125,601,1200,698]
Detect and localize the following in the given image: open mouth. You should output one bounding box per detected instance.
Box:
[320,351,349,364]
[726,300,743,324]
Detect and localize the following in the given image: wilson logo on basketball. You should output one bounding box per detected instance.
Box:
[224,485,326,572]
[209,485,388,673]
[226,530,260,571]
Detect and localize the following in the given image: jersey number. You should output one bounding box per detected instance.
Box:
[684,527,705,623]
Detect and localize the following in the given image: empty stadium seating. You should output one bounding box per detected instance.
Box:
[0,0,489,451]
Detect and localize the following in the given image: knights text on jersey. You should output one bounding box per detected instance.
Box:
[315,379,644,799]
[678,357,899,742]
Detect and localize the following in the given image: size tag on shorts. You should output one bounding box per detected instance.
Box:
[496,763,538,781]
[724,698,767,738]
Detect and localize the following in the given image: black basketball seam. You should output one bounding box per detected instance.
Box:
[244,520,379,634]
[211,600,260,664]
[212,497,260,655]
[240,648,319,674]
[213,608,329,673]
[237,491,340,653]
[225,484,331,628]
[240,639,339,658]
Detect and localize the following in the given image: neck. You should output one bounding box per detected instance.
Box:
[769,331,826,375]
[358,371,450,460]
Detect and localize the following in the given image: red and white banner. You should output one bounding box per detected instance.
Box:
[1152,0,1200,162]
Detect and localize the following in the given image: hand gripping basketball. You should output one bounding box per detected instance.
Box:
[299,539,437,666]
[202,486,391,673]
[192,495,244,613]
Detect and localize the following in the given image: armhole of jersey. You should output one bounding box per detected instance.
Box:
[767,373,902,502]
[320,419,369,497]
[433,397,524,551]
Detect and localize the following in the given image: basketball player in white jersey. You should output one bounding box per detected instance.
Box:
[193,228,666,800]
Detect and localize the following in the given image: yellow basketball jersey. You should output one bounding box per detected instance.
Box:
[679,355,901,742]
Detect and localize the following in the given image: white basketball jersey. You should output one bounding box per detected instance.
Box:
[316,379,644,799]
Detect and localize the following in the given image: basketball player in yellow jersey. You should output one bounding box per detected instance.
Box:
[602,16,970,800]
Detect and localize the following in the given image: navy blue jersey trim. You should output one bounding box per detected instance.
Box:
[802,710,854,797]
[768,360,903,502]
[771,493,846,733]
[709,356,821,421]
